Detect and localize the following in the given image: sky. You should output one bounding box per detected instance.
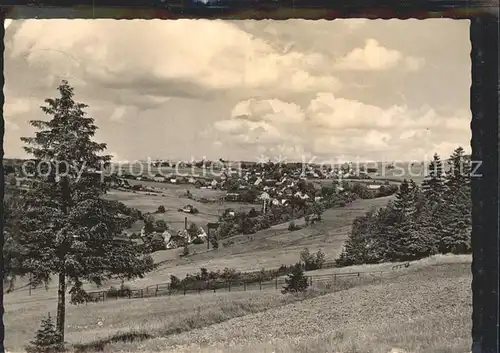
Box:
[3,19,471,164]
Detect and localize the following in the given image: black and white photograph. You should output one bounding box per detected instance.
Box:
[2,18,474,353]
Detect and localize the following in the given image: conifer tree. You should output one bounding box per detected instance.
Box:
[282,262,308,294]
[385,179,436,261]
[446,146,471,192]
[14,81,155,343]
[392,179,418,221]
[26,313,64,353]
[421,153,446,207]
[435,146,472,253]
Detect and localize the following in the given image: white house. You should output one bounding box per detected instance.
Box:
[367,184,381,190]
[197,227,208,238]
[162,230,173,245]
[188,177,196,184]
[154,176,166,182]
[170,178,177,184]
[259,191,270,200]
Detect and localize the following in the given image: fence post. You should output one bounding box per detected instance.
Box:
[156,284,159,296]
[275,277,278,290]
[259,280,262,290]
[228,281,231,292]
[357,272,360,277]
[213,283,216,293]
[141,289,143,298]
[128,290,131,299]
[183,283,186,295]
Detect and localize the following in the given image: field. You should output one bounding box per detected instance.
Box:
[6,180,471,353]
[8,193,394,299]
[115,194,394,288]
[3,255,472,353]
[103,185,257,232]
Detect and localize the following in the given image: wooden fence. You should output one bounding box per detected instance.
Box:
[84,262,411,303]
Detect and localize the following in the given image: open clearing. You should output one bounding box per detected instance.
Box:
[3,255,471,353]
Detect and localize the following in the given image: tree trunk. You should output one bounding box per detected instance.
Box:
[56,272,66,343]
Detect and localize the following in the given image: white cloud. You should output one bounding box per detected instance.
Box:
[3,97,34,117]
[334,39,425,72]
[5,120,20,132]
[9,20,341,101]
[231,98,305,125]
[110,106,127,122]
[213,93,470,161]
[344,19,368,30]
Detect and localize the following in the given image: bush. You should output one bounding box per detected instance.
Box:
[155,219,168,231]
[288,221,301,231]
[149,235,167,253]
[181,245,190,257]
[300,248,326,271]
[26,313,65,353]
[191,237,205,245]
[157,205,166,213]
[107,284,132,298]
[169,275,181,290]
[282,263,309,294]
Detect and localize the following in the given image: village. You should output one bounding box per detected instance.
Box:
[90,158,402,253]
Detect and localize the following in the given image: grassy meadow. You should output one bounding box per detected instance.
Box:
[3,255,471,353]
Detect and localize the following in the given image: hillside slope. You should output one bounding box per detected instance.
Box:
[130,257,472,353]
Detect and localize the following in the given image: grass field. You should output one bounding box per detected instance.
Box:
[6,194,393,297]
[3,255,472,353]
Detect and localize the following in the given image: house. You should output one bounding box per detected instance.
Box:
[294,191,310,200]
[170,178,177,184]
[259,192,270,200]
[367,184,381,190]
[197,227,208,238]
[177,229,192,244]
[161,230,173,245]
[211,180,218,188]
[154,176,166,182]
[254,177,263,186]
[188,177,196,184]
[225,192,240,202]
[181,205,196,213]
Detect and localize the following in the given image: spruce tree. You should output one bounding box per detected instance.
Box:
[385,179,436,261]
[446,146,471,192]
[436,146,472,253]
[421,153,446,207]
[14,81,155,342]
[392,179,418,221]
[27,313,64,353]
[282,263,308,293]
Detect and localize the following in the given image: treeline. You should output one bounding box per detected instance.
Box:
[336,147,472,266]
[105,248,328,297]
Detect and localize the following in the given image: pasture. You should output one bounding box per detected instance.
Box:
[103,186,257,232]
[3,255,471,353]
